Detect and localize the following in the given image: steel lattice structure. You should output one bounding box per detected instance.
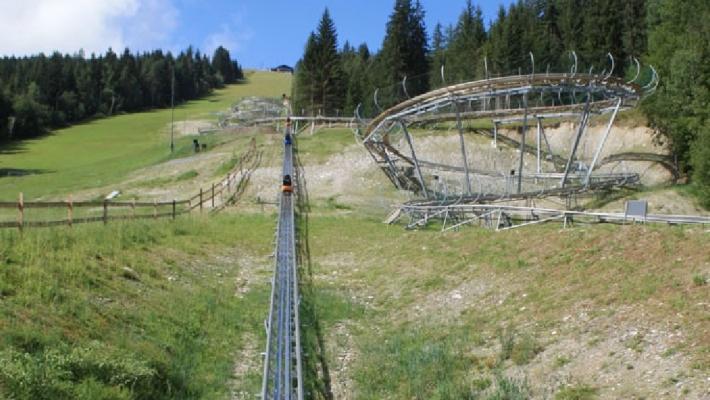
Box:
[354,55,661,223]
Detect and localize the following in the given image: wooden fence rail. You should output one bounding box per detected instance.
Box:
[0,138,258,230]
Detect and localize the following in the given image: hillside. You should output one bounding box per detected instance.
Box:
[243,126,709,399]
[0,70,290,200]
[1,81,708,399]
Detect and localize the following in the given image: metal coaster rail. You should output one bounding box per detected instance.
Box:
[260,122,303,400]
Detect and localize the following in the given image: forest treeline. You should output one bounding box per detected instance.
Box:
[293,0,710,205]
[0,46,243,141]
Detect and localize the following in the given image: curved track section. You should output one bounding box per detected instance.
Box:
[261,125,303,400]
[361,72,655,202]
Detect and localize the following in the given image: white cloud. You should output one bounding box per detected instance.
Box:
[0,0,179,56]
[203,13,253,58]
[122,0,179,51]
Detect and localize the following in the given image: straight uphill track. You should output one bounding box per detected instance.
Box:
[261,123,303,399]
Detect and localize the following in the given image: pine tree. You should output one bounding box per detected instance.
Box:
[446,0,487,82]
[292,9,346,116]
[430,23,447,87]
[539,1,564,72]
[12,82,50,138]
[488,6,509,75]
[621,0,647,66]
[315,8,345,115]
[407,0,429,95]
[212,46,236,85]
[293,33,320,115]
[0,90,11,140]
[376,0,429,106]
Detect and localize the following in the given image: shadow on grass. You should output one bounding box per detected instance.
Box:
[0,137,34,155]
[294,142,334,400]
[0,168,52,178]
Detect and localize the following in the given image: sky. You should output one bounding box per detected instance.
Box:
[0,0,514,68]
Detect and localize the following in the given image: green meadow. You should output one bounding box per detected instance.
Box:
[0,71,291,200]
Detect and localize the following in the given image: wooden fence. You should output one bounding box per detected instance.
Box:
[0,138,259,230]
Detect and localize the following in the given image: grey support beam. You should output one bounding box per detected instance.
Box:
[400,121,429,199]
[560,91,592,187]
[517,92,529,194]
[454,97,473,195]
[585,97,622,186]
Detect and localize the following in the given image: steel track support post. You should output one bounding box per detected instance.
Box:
[560,91,592,188]
[540,123,554,163]
[585,97,622,186]
[454,96,473,195]
[493,122,498,147]
[399,121,429,199]
[536,117,542,174]
[377,143,403,190]
[517,92,529,194]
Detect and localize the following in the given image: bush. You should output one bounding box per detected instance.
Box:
[690,124,710,209]
[0,343,154,400]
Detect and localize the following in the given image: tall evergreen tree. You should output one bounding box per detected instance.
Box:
[375,0,429,107]
[488,6,510,75]
[446,0,487,82]
[315,8,345,115]
[292,9,346,115]
[211,46,236,85]
[622,0,647,65]
[0,90,11,139]
[293,33,320,115]
[429,23,448,87]
[539,1,565,72]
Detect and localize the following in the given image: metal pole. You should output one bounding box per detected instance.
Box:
[536,117,542,174]
[17,192,23,231]
[517,92,529,194]
[67,195,73,227]
[377,145,403,190]
[170,66,175,153]
[585,97,622,186]
[399,121,429,199]
[561,91,592,187]
[454,97,472,195]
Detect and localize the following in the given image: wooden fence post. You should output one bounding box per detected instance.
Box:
[131,199,136,219]
[199,188,203,212]
[103,199,108,225]
[153,200,158,219]
[172,200,176,220]
[67,195,73,227]
[17,192,23,231]
[211,183,215,208]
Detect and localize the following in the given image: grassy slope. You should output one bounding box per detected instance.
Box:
[1,107,706,399]
[287,130,709,399]
[0,71,291,200]
[0,215,275,399]
[0,70,290,399]
[301,215,708,398]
